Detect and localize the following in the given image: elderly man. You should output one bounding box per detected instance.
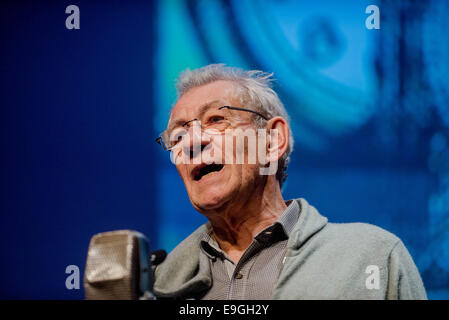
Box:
[153,64,426,300]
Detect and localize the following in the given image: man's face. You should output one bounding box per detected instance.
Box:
[168,80,263,213]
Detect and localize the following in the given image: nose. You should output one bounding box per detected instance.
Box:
[182,122,212,160]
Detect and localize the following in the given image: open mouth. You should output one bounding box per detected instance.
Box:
[192,163,224,181]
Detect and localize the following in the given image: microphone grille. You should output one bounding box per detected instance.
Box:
[84,230,141,300]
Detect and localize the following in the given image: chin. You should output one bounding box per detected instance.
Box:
[191,190,231,212]
[193,197,225,212]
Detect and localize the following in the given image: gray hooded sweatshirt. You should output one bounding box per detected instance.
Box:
[154,198,427,299]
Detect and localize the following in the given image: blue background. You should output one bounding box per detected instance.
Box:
[1,0,448,299]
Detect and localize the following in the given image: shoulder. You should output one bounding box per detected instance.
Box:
[167,223,210,256]
[155,223,209,278]
[318,222,401,258]
[326,222,399,243]
[153,223,214,298]
[292,198,401,257]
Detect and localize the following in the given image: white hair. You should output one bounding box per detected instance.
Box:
[174,64,294,188]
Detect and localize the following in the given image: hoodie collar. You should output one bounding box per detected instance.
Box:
[286,198,328,251]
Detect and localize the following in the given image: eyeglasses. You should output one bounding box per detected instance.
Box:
[155,105,269,151]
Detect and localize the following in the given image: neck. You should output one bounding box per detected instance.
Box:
[205,175,287,262]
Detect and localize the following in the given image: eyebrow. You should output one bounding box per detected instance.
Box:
[167,100,225,131]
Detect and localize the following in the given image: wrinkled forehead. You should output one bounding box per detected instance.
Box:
[167,80,241,128]
[170,99,226,122]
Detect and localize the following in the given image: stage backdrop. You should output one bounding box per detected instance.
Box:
[1,0,448,299]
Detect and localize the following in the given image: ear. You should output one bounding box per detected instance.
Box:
[265,116,289,162]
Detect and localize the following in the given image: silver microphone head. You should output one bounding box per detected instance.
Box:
[84,230,154,300]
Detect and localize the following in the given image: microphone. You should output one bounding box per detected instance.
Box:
[83,230,166,300]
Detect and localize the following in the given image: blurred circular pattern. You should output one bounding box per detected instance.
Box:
[300,17,346,67]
